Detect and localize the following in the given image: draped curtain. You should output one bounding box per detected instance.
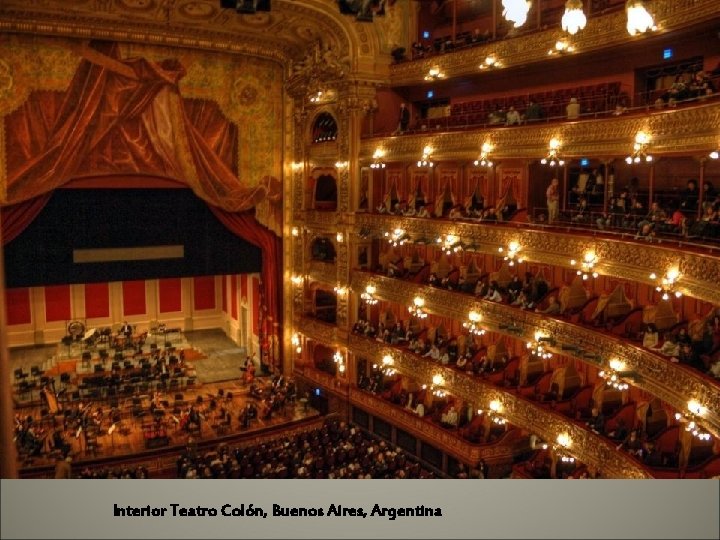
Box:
[0,193,52,246]
[3,40,278,211]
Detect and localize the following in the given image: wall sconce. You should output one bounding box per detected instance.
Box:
[291,274,305,285]
[360,284,379,305]
[437,234,463,255]
[424,67,445,81]
[626,0,656,36]
[541,138,565,166]
[650,268,682,300]
[417,146,434,168]
[381,355,397,376]
[408,296,428,319]
[336,232,344,243]
[486,399,507,425]
[710,150,719,160]
[561,0,587,35]
[291,162,303,171]
[384,228,410,247]
[463,310,487,336]
[291,333,302,354]
[502,0,531,28]
[333,350,346,373]
[474,142,494,167]
[309,90,324,103]
[423,373,447,398]
[333,284,348,296]
[335,160,349,169]
[675,400,711,441]
[498,241,523,266]
[570,251,599,280]
[527,331,554,359]
[598,358,634,391]
[370,148,386,169]
[291,226,300,237]
[556,432,576,462]
[547,38,576,56]
[625,131,653,164]
[479,55,502,70]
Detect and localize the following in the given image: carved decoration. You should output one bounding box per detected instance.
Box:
[298,316,651,478]
[348,272,720,437]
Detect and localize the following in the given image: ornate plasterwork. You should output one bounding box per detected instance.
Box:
[349,213,720,307]
[297,316,650,478]
[349,272,720,437]
[389,0,720,85]
[359,102,720,162]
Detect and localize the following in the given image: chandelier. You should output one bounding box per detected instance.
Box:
[561,0,586,35]
[408,296,428,319]
[463,310,487,336]
[333,350,346,374]
[384,228,410,247]
[370,148,386,169]
[291,333,302,354]
[570,251,599,280]
[626,0,656,36]
[333,284,348,296]
[291,274,305,286]
[417,145,434,168]
[487,399,507,425]
[555,432,576,462]
[423,374,447,398]
[498,241,523,266]
[675,401,711,441]
[479,54,502,70]
[625,131,653,164]
[437,234,463,255]
[541,138,565,166]
[649,268,682,300]
[598,358,633,391]
[474,142,494,167]
[527,331,554,359]
[360,284,378,305]
[502,0,531,28]
[309,90,324,103]
[424,67,445,81]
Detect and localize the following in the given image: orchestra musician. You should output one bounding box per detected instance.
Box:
[120,321,133,338]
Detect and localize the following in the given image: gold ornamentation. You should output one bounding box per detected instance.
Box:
[350,272,720,437]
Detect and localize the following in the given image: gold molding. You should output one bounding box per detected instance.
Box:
[349,213,720,306]
[297,316,651,478]
[360,102,720,162]
[389,0,720,85]
[350,272,720,438]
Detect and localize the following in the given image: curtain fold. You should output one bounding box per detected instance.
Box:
[3,40,278,211]
[0,193,52,246]
[208,205,282,369]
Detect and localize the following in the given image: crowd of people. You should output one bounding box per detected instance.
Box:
[175,419,439,479]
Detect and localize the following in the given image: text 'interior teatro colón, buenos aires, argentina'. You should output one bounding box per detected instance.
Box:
[1,0,720,480]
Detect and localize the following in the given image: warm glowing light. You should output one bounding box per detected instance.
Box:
[710,151,719,160]
[437,234,463,255]
[499,242,523,266]
[489,400,502,412]
[408,296,428,318]
[334,160,348,169]
[361,284,378,305]
[609,358,625,372]
[556,432,572,448]
[561,0,587,35]
[291,227,299,237]
[626,0,656,36]
[424,67,445,81]
[432,374,445,387]
[688,400,706,417]
[571,251,599,279]
[502,0,531,28]
[336,232,344,243]
[541,138,565,166]
[384,228,409,247]
[417,146,435,167]
[291,275,304,285]
[371,148,386,169]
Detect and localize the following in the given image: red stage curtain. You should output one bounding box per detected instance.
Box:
[3,40,278,211]
[209,206,282,360]
[0,193,51,246]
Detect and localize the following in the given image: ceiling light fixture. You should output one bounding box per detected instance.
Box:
[561,0,587,35]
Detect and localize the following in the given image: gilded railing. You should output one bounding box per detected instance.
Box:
[295,316,652,478]
[389,0,720,85]
[360,101,720,160]
[350,272,720,438]
[350,213,720,306]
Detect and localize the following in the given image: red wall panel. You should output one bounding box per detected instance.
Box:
[221,275,227,313]
[159,278,182,313]
[122,280,146,316]
[252,276,260,335]
[85,283,110,319]
[240,274,248,300]
[231,275,238,320]
[45,285,71,322]
[193,276,216,311]
[6,288,31,326]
